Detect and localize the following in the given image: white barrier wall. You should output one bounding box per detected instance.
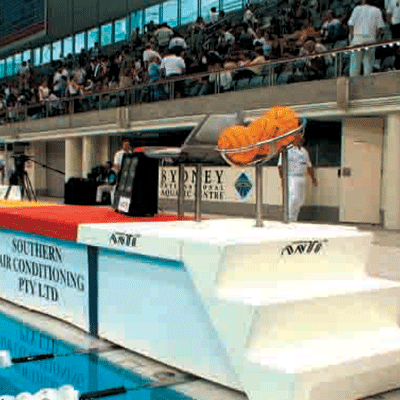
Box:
[158,166,339,207]
[0,230,90,331]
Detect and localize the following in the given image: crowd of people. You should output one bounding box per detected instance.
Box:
[0,0,397,123]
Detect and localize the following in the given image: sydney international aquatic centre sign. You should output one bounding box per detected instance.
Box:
[0,231,89,331]
[158,166,256,203]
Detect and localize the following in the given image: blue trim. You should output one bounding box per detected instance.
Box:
[88,245,99,338]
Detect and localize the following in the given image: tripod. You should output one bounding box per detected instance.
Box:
[5,169,37,201]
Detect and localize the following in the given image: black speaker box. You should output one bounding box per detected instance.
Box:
[65,178,97,205]
[113,153,159,216]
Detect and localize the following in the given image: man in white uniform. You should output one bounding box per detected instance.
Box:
[348,0,385,77]
[278,136,317,222]
[113,139,133,171]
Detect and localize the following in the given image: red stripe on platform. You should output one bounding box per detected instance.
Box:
[0,205,190,242]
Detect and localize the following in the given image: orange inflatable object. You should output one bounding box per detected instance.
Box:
[217,106,300,166]
[218,125,259,165]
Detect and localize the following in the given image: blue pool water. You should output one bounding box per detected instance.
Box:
[0,313,192,400]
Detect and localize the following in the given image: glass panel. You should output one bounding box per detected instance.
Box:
[130,10,143,32]
[223,0,243,12]
[162,0,178,27]
[88,27,99,49]
[0,60,5,78]
[23,50,31,62]
[63,36,73,58]
[201,0,219,21]
[6,56,14,76]
[42,44,51,64]
[75,32,86,53]
[144,4,160,27]
[101,22,112,46]
[181,0,197,25]
[34,47,41,66]
[114,18,127,42]
[52,40,62,60]
[14,53,22,74]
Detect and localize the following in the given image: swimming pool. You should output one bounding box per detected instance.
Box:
[0,312,192,400]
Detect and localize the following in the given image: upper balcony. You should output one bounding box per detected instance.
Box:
[1,40,400,143]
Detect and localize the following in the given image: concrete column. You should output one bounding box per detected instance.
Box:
[382,114,400,229]
[31,142,47,196]
[82,136,96,178]
[65,137,82,182]
[96,135,110,165]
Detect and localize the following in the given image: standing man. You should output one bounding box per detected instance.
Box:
[348,0,385,77]
[114,139,133,171]
[386,0,400,39]
[278,136,317,222]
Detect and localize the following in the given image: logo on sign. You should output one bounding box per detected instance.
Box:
[118,196,131,213]
[109,232,140,247]
[280,240,328,255]
[235,172,253,200]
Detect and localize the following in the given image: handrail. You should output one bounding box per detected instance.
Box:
[1,37,399,126]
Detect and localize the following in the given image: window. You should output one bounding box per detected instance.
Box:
[223,0,243,12]
[162,0,178,27]
[130,10,143,33]
[100,23,112,46]
[88,27,99,50]
[23,50,31,62]
[0,60,5,78]
[33,47,41,66]
[181,0,197,25]
[201,0,219,20]
[6,56,14,76]
[63,37,73,58]
[144,4,160,27]
[52,40,62,61]
[14,53,22,73]
[114,18,127,42]
[42,44,51,64]
[75,32,86,54]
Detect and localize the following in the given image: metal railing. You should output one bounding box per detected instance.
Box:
[0,38,399,127]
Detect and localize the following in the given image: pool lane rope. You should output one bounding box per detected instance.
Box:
[0,374,198,400]
[0,345,120,367]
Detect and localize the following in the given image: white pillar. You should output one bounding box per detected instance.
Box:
[82,136,97,178]
[65,137,82,182]
[96,135,110,165]
[31,142,47,196]
[383,114,400,229]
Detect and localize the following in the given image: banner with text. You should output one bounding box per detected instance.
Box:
[0,230,89,331]
[158,166,256,203]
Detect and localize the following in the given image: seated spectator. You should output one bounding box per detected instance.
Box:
[38,79,50,102]
[130,27,143,49]
[169,33,188,54]
[154,23,174,52]
[208,58,233,92]
[285,17,319,46]
[246,47,267,75]
[237,24,255,50]
[299,39,329,79]
[96,162,117,205]
[320,9,347,47]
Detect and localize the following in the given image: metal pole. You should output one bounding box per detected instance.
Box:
[255,163,264,227]
[282,148,290,223]
[194,164,202,222]
[178,164,185,218]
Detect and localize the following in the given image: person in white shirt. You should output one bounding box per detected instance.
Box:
[209,7,219,25]
[142,43,161,68]
[387,0,400,39]
[348,0,385,77]
[114,139,133,171]
[160,52,186,77]
[278,136,317,222]
[168,35,188,53]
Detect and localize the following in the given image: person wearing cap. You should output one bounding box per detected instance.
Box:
[277,135,317,222]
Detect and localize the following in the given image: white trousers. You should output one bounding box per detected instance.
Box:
[349,35,376,77]
[96,185,115,204]
[288,176,306,222]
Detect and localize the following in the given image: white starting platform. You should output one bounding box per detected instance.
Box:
[77,218,400,400]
